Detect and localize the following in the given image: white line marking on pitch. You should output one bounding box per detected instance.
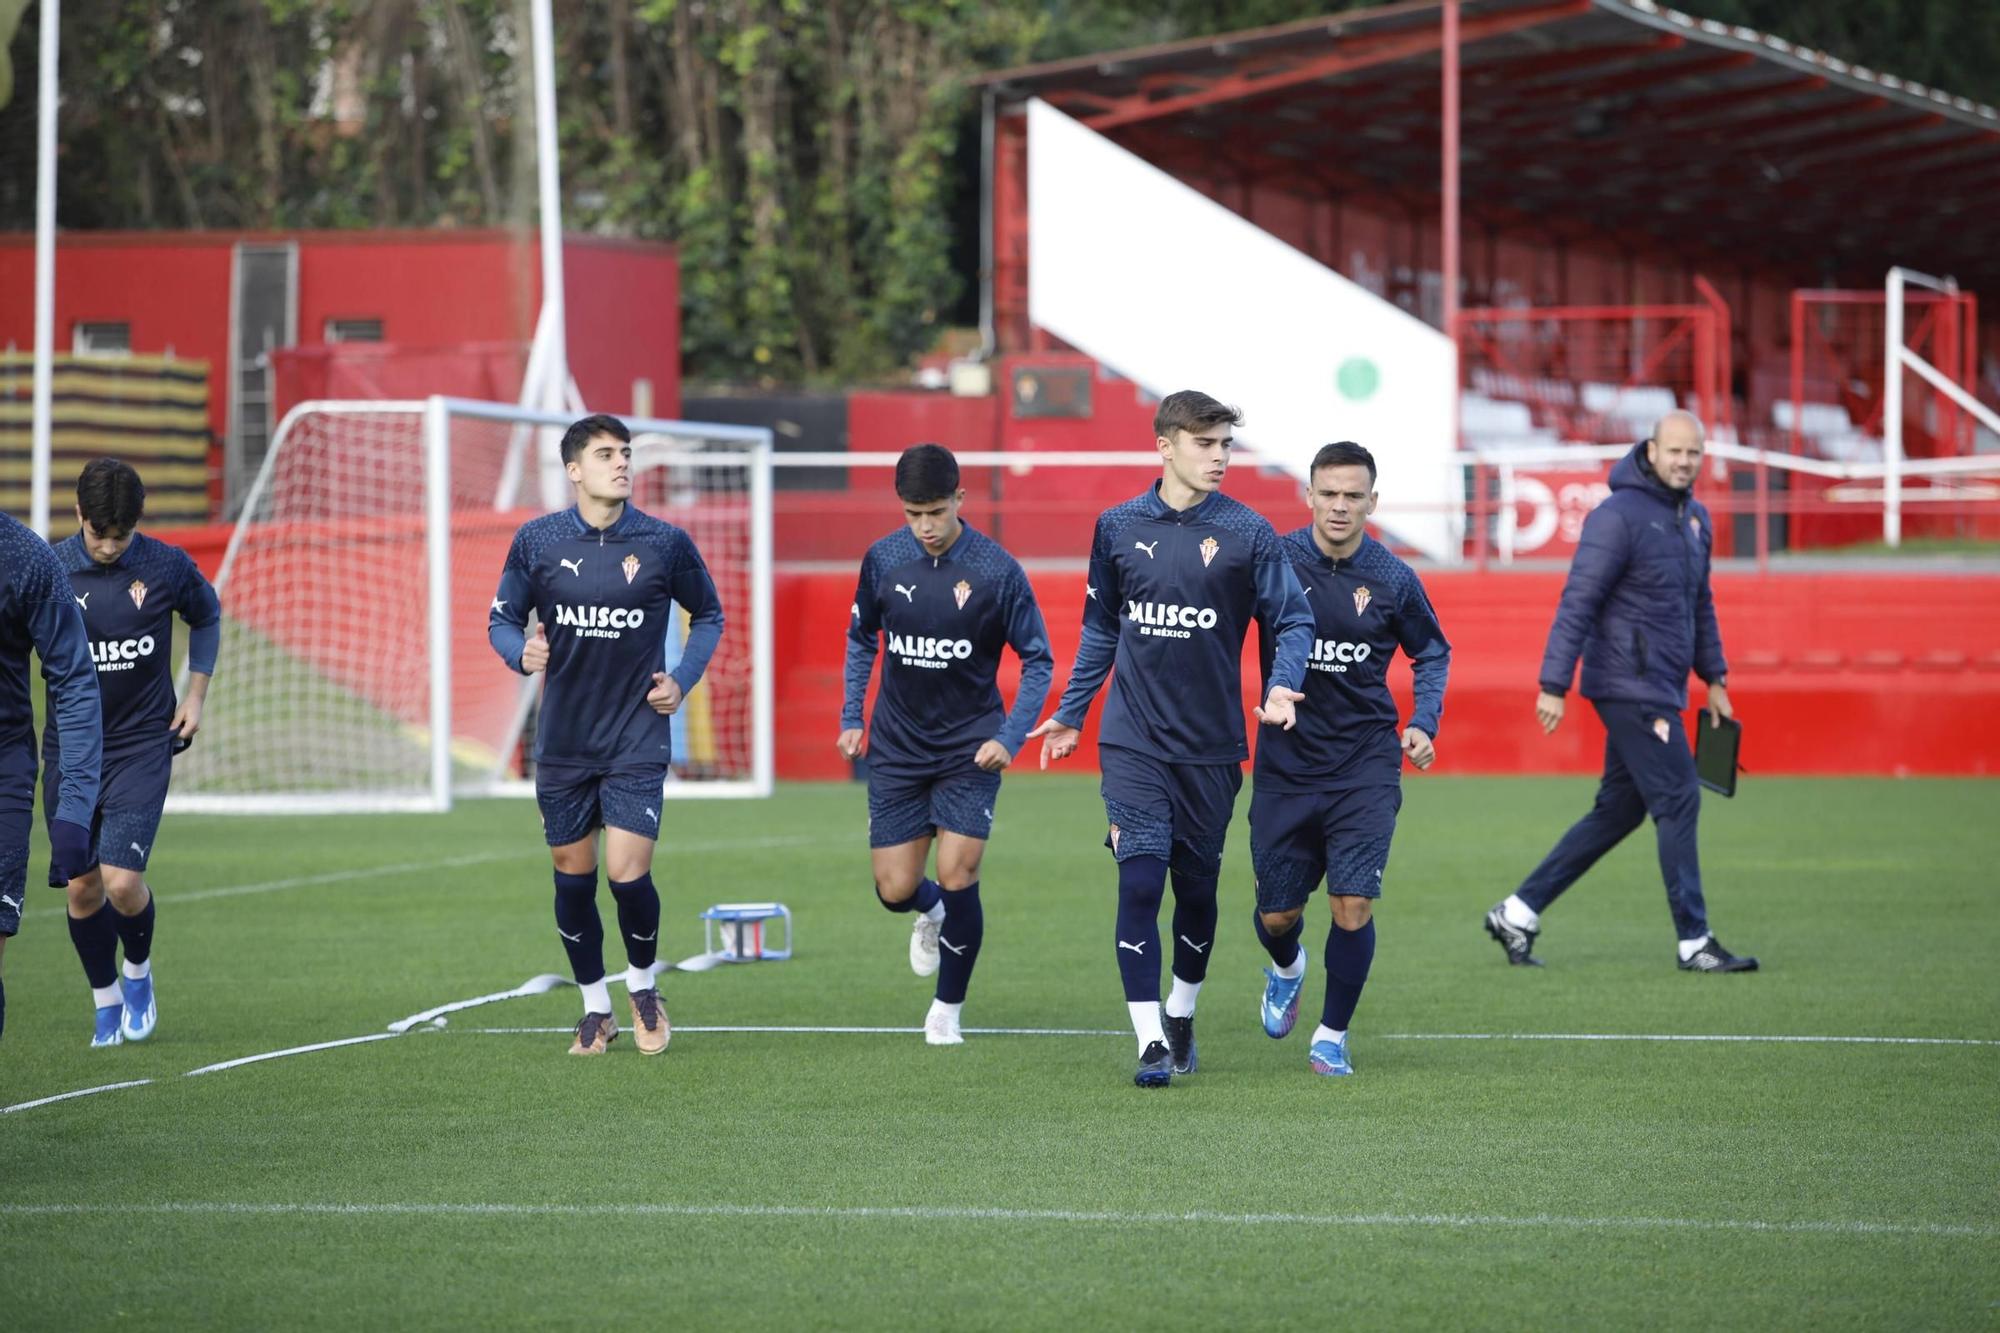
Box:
[0,1200,1988,1240]
[7,1025,1991,1118]
[27,834,819,919]
[0,1080,156,1115]
[446,1025,1995,1046]
[1377,1033,2000,1048]
[455,1025,1129,1036]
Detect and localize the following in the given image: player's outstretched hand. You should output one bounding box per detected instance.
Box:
[521,624,550,675]
[647,672,683,716]
[1401,726,1436,771]
[974,739,1014,772]
[1026,716,1079,770]
[1535,689,1564,735]
[836,728,866,760]
[1255,685,1305,731]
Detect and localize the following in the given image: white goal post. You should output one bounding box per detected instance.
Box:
[169,396,774,813]
[1883,266,2000,549]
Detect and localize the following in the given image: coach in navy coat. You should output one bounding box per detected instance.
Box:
[1483,411,1759,973]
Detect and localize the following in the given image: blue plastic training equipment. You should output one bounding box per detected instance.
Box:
[1261,961,1306,1038]
[91,1003,124,1048]
[702,902,793,962]
[120,972,157,1042]
[1308,1035,1353,1077]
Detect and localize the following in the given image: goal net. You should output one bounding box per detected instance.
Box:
[169,396,773,812]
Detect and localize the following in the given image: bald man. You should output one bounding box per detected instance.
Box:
[1486,412,1758,972]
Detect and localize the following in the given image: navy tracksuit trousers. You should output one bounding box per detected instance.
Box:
[1516,699,1708,940]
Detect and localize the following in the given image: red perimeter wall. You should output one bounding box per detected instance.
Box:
[775,566,2000,781]
[156,523,2000,781]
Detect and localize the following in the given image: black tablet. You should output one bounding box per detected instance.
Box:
[1694,714,1741,797]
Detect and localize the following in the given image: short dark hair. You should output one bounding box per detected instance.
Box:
[76,458,145,534]
[894,443,960,504]
[1310,440,1377,487]
[1153,389,1242,441]
[559,413,632,466]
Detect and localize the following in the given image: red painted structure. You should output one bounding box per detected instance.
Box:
[768,564,2000,783]
[974,0,2000,451]
[0,230,680,509]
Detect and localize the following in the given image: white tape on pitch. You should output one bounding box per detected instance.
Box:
[1,1079,155,1115]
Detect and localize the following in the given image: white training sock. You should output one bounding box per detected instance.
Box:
[1312,1024,1347,1047]
[1128,1001,1165,1052]
[923,901,946,923]
[1163,976,1202,1019]
[580,980,613,1015]
[928,999,962,1023]
[1501,895,1540,931]
[1677,934,1711,962]
[91,983,121,1010]
[625,965,653,995]
[1273,944,1306,980]
[122,958,150,981]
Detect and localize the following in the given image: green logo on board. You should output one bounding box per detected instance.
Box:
[1336,357,1380,401]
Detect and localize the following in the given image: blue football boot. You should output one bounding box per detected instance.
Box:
[1308,1033,1353,1077]
[91,1002,124,1048]
[1261,957,1306,1038]
[1134,1040,1172,1088]
[120,971,157,1042]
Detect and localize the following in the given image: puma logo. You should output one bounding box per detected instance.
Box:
[557,928,583,943]
[1117,939,1146,955]
[940,937,968,956]
[1178,935,1209,953]
[1134,540,1158,558]
[894,584,915,601]
[74,593,89,609]
[559,558,584,577]
[630,931,657,943]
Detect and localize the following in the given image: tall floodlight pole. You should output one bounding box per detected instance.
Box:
[530,0,566,408]
[1441,0,1460,339]
[1441,0,1462,556]
[498,0,571,511]
[30,0,60,536]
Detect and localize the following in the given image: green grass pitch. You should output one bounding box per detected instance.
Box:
[2,775,1996,1328]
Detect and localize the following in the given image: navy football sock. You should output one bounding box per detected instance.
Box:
[935,882,984,1005]
[1168,869,1219,984]
[0,974,6,1040]
[68,902,119,991]
[113,890,155,966]
[608,873,661,972]
[552,870,606,985]
[1254,910,1305,969]
[1323,918,1377,1031]
[1114,856,1169,1002]
[875,876,942,915]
